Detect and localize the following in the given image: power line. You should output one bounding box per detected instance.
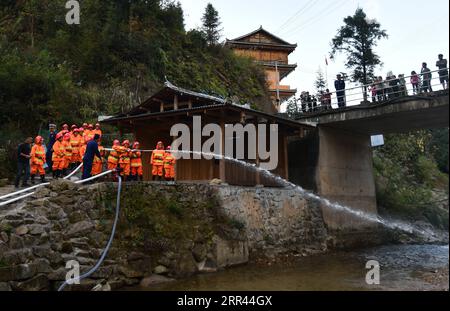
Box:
[276,0,320,33]
[281,0,348,37]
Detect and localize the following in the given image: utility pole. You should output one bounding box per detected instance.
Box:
[275,61,281,111]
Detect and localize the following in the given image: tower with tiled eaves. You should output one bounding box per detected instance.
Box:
[225,26,297,112]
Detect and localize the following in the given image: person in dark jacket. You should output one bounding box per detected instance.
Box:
[82,134,102,180]
[14,137,33,188]
[421,62,433,93]
[46,124,57,176]
[334,74,346,108]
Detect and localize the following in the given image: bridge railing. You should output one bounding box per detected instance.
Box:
[292,68,449,115]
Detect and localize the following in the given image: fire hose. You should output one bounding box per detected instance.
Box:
[58,170,122,291]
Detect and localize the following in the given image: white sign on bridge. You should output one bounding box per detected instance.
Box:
[371,135,385,147]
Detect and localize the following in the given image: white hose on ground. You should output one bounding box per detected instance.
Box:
[58,174,122,292]
[0,183,50,201]
[64,163,84,180]
[75,170,113,184]
[0,192,36,207]
[0,163,84,202]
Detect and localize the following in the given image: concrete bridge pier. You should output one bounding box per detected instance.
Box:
[315,126,378,230]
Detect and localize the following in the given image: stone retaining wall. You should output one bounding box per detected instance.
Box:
[0,180,329,291]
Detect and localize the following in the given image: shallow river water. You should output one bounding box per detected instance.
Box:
[136,244,449,291]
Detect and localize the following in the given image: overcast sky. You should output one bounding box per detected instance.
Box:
[177,0,449,107]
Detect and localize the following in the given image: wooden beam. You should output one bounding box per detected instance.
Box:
[209,159,214,180]
[283,132,289,180]
[240,111,246,123]
[174,95,179,110]
[255,118,261,185]
[219,120,226,182]
[299,127,305,138]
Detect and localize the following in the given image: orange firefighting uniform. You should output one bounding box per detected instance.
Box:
[118,147,131,176]
[83,130,95,143]
[52,140,65,171]
[92,145,105,176]
[130,150,143,177]
[31,143,46,176]
[79,144,87,175]
[62,138,72,169]
[70,133,83,164]
[79,144,87,160]
[107,145,120,171]
[163,152,176,179]
[151,149,165,177]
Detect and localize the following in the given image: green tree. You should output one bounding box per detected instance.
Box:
[428,128,449,173]
[0,0,270,164]
[314,68,327,93]
[373,130,449,229]
[330,8,388,100]
[201,3,222,45]
[286,97,300,118]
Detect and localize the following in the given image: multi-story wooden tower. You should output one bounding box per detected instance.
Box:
[225,26,297,112]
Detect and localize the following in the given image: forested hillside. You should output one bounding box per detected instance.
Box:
[0,0,269,143]
[374,129,449,230]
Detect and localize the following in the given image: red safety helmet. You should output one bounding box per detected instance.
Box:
[133,141,140,149]
[113,140,120,146]
[73,128,80,133]
[166,146,171,151]
[95,123,100,128]
[78,127,84,132]
[122,140,130,147]
[64,133,71,140]
[35,136,43,144]
[56,133,64,140]
[63,124,69,130]
[88,124,94,129]
[71,125,77,130]
[156,141,164,150]
[82,123,88,127]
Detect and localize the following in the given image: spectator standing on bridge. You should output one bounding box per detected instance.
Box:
[421,62,433,93]
[389,75,400,98]
[324,89,332,109]
[370,79,378,103]
[398,74,407,97]
[436,54,449,90]
[320,89,332,109]
[376,76,385,101]
[300,92,307,112]
[411,71,420,95]
[385,72,394,99]
[14,137,33,189]
[334,74,346,108]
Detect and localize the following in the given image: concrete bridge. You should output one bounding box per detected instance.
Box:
[297,91,449,135]
[289,91,449,230]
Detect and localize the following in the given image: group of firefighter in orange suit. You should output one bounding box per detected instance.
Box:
[28,122,176,184]
[51,123,103,179]
[108,140,176,181]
